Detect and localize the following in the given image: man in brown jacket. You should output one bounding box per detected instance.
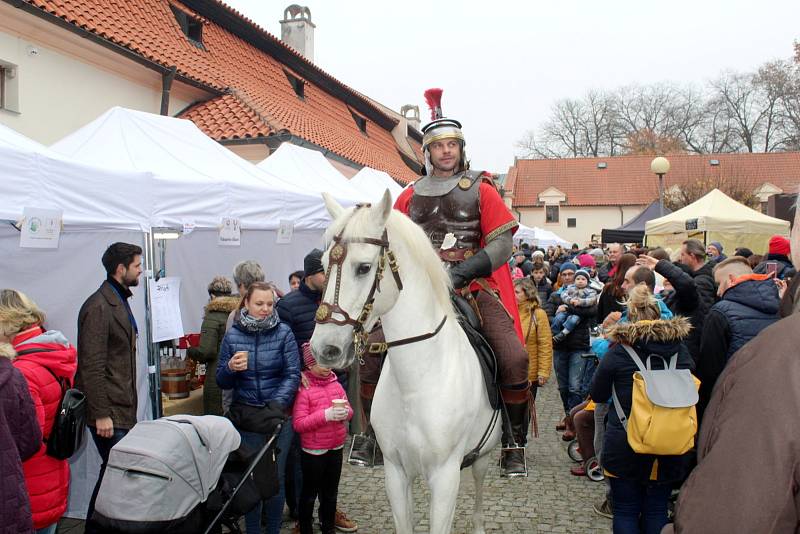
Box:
[76,242,142,530]
[663,311,800,532]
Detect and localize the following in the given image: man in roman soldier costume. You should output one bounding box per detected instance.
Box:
[350,89,531,477]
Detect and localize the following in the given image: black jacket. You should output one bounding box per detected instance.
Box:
[275,282,321,350]
[590,317,694,484]
[596,285,625,325]
[697,277,780,418]
[551,290,596,352]
[682,261,717,360]
[533,277,554,317]
[753,254,796,281]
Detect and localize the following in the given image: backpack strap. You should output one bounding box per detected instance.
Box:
[612,384,628,431]
[621,344,647,373]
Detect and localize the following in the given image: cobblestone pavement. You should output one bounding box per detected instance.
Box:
[279,380,611,534]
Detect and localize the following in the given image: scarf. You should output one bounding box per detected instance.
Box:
[236,308,279,334]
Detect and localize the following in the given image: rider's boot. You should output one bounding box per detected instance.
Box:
[349,395,383,467]
[501,401,529,477]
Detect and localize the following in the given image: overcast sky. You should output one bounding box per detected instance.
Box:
[223,0,800,173]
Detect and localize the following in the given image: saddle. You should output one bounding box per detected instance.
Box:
[451,292,500,410]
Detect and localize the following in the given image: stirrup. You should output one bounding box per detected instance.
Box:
[348,433,377,468]
[499,444,528,478]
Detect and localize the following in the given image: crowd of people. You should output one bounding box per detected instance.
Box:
[2,221,799,533]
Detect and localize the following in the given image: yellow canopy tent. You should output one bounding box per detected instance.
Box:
[645,189,790,254]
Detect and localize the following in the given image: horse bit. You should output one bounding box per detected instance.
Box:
[315,204,447,363]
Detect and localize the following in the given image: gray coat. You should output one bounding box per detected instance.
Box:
[75,281,138,430]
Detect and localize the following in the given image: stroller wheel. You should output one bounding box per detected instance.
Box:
[567,439,582,463]
[585,457,605,481]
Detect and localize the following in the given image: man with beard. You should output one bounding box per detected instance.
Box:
[394,89,530,477]
[76,242,142,531]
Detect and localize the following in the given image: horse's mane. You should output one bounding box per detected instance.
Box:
[325,206,456,319]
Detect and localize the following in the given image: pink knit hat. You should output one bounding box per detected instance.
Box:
[301,343,317,370]
[577,253,596,269]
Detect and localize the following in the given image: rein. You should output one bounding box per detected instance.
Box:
[315,205,447,360]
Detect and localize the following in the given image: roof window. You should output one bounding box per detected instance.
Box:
[170,5,204,48]
[350,108,367,134]
[709,159,720,166]
[597,162,607,169]
[283,69,305,99]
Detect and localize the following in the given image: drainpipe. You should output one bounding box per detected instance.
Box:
[160,66,177,116]
[618,205,624,225]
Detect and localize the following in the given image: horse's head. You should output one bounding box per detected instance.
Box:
[311,190,402,370]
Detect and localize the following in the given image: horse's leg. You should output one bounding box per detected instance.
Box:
[384,459,414,534]
[470,454,490,534]
[427,460,462,534]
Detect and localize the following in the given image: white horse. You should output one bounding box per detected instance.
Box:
[311,191,501,534]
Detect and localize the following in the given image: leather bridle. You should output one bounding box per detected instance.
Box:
[315,206,447,361]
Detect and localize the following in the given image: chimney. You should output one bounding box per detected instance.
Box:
[401,104,421,131]
[280,5,315,62]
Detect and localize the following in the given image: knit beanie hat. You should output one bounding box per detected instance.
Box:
[769,235,791,256]
[304,249,324,276]
[577,253,596,269]
[559,262,577,273]
[709,241,724,254]
[301,342,317,370]
[574,269,591,283]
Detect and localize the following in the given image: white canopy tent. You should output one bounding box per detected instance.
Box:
[51,107,331,331]
[349,166,405,202]
[0,122,155,519]
[258,142,368,204]
[645,189,790,253]
[514,223,571,248]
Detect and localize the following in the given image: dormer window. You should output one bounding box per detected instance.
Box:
[349,108,367,134]
[283,69,305,99]
[170,5,204,48]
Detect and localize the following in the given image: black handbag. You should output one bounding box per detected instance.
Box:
[226,401,285,436]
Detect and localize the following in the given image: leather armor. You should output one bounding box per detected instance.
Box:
[408,173,482,258]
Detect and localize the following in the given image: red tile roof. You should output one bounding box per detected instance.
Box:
[21,0,420,183]
[510,152,800,207]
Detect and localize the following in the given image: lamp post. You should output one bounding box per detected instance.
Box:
[650,156,671,217]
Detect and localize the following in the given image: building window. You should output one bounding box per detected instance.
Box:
[0,66,5,110]
[546,205,559,223]
[0,61,20,113]
[761,201,768,214]
[567,217,576,228]
[350,109,367,134]
[170,5,204,48]
[283,69,305,99]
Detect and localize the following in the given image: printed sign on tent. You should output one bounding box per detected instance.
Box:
[20,207,62,249]
[148,277,184,343]
[219,217,241,247]
[276,219,294,244]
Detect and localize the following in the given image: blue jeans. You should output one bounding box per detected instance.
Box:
[551,312,581,334]
[553,349,586,414]
[609,477,672,534]
[36,525,57,534]
[85,427,129,532]
[240,419,294,534]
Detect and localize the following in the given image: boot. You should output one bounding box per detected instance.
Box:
[500,402,529,478]
[348,394,382,467]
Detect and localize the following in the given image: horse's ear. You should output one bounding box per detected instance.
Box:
[374,189,393,226]
[322,192,344,219]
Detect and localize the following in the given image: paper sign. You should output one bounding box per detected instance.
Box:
[219,217,241,246]
[276,219,294,244]
[182,220,196,235]
[148,277,184,343]
[20,207,62,249]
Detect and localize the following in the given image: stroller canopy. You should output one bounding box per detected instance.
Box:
[96,415,241,522]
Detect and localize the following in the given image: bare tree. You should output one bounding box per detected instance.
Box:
[664,165,760,211]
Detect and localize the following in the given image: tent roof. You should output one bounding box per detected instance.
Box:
[0,122,153,231]
[601,199,671,244]
[257,143,367,204]
[349,167,404,202]
[51,107,331,230]
[645,189,789,235]
[514,223,570,247]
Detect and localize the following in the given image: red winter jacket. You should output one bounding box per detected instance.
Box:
[12,326,77,530]
[292,371,353,451]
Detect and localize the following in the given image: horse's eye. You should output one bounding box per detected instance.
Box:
[356,263,371,276]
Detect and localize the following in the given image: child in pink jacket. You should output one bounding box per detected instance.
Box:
[292,344,353,534]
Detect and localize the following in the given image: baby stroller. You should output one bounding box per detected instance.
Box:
[91,414,281,534]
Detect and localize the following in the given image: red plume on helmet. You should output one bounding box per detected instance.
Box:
[424,88,443,120]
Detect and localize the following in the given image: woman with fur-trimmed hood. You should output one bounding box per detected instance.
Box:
[590,283,694,534]
[188,276,240,416]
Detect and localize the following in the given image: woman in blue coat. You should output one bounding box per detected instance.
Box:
[218,281,300,534]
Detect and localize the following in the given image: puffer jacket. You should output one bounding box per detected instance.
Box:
[275,282,321,350]
[517,302,553,383]
[216,312,301,410]
[11,327,77,530]
[292,371,353,451]
[0,342,41,534]
[590,317,694,484]
[188,296,240,416]
[754,254,796,281]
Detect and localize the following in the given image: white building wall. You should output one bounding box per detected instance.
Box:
[517,205,645,245]
[0,4,210,144]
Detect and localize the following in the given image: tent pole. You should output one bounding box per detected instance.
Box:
[142,231,162,419]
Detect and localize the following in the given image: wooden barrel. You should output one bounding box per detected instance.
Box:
[161,369,190,399]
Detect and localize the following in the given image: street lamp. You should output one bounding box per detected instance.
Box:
[650,156,671,217]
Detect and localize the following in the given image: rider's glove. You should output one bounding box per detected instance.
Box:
[449,249,493,290]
